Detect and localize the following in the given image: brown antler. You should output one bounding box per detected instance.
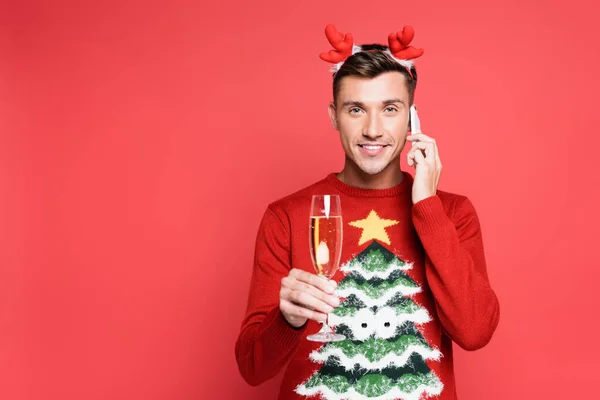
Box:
[388,26,424,60]
[319,24,354,63]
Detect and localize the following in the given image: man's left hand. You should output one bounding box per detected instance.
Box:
[406,133,442,204]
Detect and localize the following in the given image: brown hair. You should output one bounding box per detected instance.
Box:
[332,43,418,106]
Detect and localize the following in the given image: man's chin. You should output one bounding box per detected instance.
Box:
[356,162,389,175]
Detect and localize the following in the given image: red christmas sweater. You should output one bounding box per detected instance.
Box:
[235,172,500,400]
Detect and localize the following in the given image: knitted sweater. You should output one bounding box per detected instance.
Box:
[235,172,500,400]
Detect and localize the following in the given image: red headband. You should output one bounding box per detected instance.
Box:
[319,24,424,78]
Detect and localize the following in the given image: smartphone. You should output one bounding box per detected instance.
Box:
[410,105,421,135]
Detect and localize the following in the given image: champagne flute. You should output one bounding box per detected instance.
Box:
[307,194,345,342]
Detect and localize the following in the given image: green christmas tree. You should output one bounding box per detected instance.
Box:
[296,240,444,400]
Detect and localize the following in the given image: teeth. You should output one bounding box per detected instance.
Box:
[364,145,383,150]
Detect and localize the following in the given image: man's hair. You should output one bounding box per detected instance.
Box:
[332,43,418,107]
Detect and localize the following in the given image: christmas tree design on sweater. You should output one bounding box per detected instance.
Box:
[296,210,444,400]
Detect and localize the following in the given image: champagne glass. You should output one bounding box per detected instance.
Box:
[307,194,345,342]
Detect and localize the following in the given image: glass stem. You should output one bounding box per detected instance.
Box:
[321,314,333,333]
[317,275,334,334]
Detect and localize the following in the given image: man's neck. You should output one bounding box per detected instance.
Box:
[337,161,405,190]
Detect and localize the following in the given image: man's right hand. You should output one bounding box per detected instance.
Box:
[279,268,340,328]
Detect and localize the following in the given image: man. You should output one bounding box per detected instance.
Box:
[235,24,500,400]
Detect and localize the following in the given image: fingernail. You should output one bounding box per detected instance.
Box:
[332,296,340,307]
[325,305,334,313]
[327,284,336,293]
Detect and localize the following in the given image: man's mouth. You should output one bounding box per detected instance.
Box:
[358,144,389,156]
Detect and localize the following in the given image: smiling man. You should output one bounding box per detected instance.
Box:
[235,25,500,400]
[332,67,414,187]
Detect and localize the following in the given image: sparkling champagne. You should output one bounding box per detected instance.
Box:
[309,216,342,279]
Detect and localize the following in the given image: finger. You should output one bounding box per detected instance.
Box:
[284,270,339,307]
[280,299,327,323]
[414,147,427,165]
[410,141,428,152]
[406,141,429,161]
[293,270,337,294]
[406,133,436,144]
[292,280,340,308]
[289,268,322,285]
[279,286,290,299]
[406,133,435,143]
[281,275,294,289]
[286,289,336,314]
[407,147,419,167]
[422,142,435,160]
[421,140,438,165]
[414,140,440,162]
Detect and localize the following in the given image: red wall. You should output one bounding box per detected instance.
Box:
[2,0,599,399]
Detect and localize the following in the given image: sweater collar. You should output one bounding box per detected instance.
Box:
[325,171,413,198]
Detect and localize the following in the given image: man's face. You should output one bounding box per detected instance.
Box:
[329,71,410,175]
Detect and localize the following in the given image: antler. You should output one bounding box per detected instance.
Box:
[319,24,354,63]
[387,26,424,60]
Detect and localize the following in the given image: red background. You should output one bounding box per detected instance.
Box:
[2,0,599,399]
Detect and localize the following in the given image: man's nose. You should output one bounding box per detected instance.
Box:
[363,114,383,139]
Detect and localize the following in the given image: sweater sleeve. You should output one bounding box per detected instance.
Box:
[412,195,500,351]
[235,206,307,386]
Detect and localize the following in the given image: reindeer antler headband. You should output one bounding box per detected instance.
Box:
[319,24,424,78]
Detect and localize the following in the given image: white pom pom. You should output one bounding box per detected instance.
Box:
[350,308,375,341]
[374,306,398,339]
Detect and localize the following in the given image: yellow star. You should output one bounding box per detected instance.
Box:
[349,210,399,246]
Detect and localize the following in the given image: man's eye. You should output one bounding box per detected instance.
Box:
[384,107,397,112]
[349,108,362,114]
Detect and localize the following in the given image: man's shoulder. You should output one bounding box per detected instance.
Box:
[436,188,468,205]
[435,188,478,219]
[265,175,332,216]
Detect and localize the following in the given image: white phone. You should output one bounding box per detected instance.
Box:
[409,105,421,150]
[410,105,421,135]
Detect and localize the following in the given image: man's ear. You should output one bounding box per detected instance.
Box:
[328,102,338,130]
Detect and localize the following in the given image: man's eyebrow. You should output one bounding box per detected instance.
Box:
[340,98,405,108]
[341,100,365,108]
[382,98,405,105]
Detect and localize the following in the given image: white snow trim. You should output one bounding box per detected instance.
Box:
[385,49,415,71]
[340,260,413,280]
[329,308,431,328]
[330,46,415,74]
[296,380,443,400]
[330,62,343,73]
[309,345,442,370]
[336,285,421,307]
